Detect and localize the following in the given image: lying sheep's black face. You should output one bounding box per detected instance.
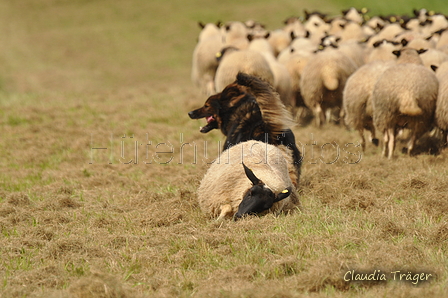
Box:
[234,185,276,219]
[234,163,292,220]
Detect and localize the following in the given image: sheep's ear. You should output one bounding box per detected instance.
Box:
[392,50,401,57]
[372,40,382,48]
[198,22,205,29]
[417,49,428,55]
[431,65,438,72]
[242,163,262,185]
[290,31,296,40]
[304,10,310,20]
[275,187,292,203]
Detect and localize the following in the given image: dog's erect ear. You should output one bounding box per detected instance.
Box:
[236,72,255,87]
[243,163,262,185]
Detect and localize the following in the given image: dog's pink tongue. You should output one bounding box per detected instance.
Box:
[206,116,214,123]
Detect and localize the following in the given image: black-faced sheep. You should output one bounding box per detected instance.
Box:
[299,47,358,127]
[197,140,300,220]
[214,47,275,92]
[191,22,224,95]
[372,48,439,158]
[343,61,394,151]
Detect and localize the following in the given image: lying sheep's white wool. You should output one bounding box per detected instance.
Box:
[198,140,299,219]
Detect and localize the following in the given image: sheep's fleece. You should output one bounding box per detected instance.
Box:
[198,140,299,219]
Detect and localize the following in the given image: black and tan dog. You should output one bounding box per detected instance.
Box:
[188,72,302,185]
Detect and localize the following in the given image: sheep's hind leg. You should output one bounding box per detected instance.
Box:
[358,128,366,152]
[382,129,389,157]
[387,128,396,159]
[314,105,325,128]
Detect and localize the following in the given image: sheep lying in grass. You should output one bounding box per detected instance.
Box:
[299,47,358,127]
[343,61,394,151]
[191,22,224,95]
[197,140,300,220]
[372,48,439,158]
[214,47,274,92]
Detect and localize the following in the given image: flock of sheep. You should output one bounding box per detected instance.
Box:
[192,7,448,158]
[191,8,448,219]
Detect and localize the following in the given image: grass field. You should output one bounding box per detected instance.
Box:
[1,0,448,297]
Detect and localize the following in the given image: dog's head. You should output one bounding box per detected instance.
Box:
[188,82,249,133]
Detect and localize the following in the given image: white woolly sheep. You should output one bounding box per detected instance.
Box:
[436,29,448,50]
[435,61,448,147]
[277,37,316,65]
[283,17,307,38]
[372,48,439,158]
[337,40,367,68]
[364,16,386,33]
[337,21,369,43]
[343,61,394,150]
[419,48,448,69]
[222,21,250,50]
[421,14,448,36]
[365,39,401,64]
[214,47,274,92]
[299,47,358,127]
[197,140,300,220]
[282,49,312,119]
[303,13,331,45]
[404,37,436,51]
[191,22,224,95]
[367,23,405,47]
[267,29,293,57]
[249,37,293,106]
[342,7,368,25]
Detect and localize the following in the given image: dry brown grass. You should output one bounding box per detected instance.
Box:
[1,1,448,297]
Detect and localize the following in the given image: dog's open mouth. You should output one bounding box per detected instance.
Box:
[200,115,218,133]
